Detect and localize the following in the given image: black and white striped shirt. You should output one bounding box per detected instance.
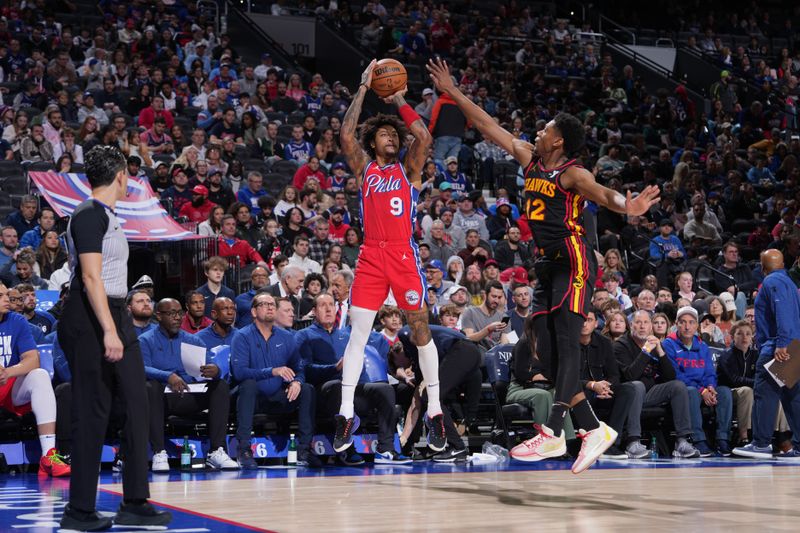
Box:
[67,199,129,298]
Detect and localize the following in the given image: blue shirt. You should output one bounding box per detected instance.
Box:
[230,324,304,397]
[196,324,237,350]
[196,282,236,318]
[295,323,388,385]
[28,310,56,335]
[235,289,257,328]
[397,325,466,360]
[284,140,314,162]
[236,187,268,217]
[139,327,210,383]
[754,268,800,353]
[661,332,716,390]
[45,331,71,383]
[650,234,686,260]
[0,312,37,369]
[134,322,157,337]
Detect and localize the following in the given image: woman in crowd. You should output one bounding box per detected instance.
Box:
[706,295,733,346]
[241,112,267,154]
[287,73,306,102]
[55,154,73,173]
[171,125,189,154]
[3,111,28,145]
[315,128,339,168]
[342,227,361,268]
[124,129,153,167]
[603,248,627,285]
[36,230,68,280]
[198,205,225,237]
[652,312,672,341]
[281,206,312,246]
[127,83,152,116]
[602,310,629,342]
[259,219,285,264]
[421,197,446,236]
[325,244,352,273]
[254,82,271,110]
[77,116,99,145]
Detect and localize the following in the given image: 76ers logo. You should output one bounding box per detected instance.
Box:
[405,290,420,305]
[364,174,403,197]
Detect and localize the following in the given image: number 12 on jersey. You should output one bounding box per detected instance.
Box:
[526,198,545,221]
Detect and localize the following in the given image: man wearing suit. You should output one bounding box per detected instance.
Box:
[329,270,353,330]
[268,265,304,316]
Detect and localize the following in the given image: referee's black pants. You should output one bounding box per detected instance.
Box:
[59,292,150,512]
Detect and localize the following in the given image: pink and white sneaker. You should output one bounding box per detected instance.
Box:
[510,424,567,462]
[571,422,618,474]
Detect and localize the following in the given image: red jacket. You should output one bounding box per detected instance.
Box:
[329,221,350,244]
[138,106,175,130]
[216,236,264,267]
[179,199,217,223]
[181,314,212,334]
[292,164,329,190]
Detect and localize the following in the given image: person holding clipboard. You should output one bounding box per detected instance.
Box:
[733,249,800,460]
[58,146,172,531]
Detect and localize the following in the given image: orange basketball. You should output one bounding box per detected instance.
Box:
[371,59,408,98]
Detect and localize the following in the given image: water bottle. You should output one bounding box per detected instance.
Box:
[181,436,192,471]
[287,434,297,466]
[650,436,658,461]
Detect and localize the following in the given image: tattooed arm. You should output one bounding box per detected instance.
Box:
[341,60,376,187]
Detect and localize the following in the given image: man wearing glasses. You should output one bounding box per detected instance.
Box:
[140,298,238,472]
[230,292,319,469]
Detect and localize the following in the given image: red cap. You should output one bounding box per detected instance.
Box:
[192,185,208,196]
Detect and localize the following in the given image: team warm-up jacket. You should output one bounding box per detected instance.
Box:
[230,324,304,397]
[754,268,800,354]
[295,323,388,386]
[140,327,210,383]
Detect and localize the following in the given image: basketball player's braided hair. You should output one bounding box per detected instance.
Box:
[360,113,409,159]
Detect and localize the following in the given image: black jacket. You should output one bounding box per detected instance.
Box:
[494,240,532,271]
[613,333,676,391]
[511,335,552,386]
[717,344,758,388]
[268,282,299,316]
[579,332,621,390]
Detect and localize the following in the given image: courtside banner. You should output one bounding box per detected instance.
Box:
[29,171,202,241]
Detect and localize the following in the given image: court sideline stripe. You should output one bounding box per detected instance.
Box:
[98,487,278,533]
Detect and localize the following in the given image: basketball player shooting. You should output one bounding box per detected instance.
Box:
[428,58,660,473]
[333,59,447,454]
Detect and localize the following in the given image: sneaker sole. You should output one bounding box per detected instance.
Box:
[433,455,468,463]
[572,426,618,474]
[672,450,701,458]
[627,452,650,460]
[601,454,628,460]
[510,443,567,462]
[732,449,772,459]
[60,517,113,532]
[374,459,413,465]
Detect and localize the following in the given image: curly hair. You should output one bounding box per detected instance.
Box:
[359,113,408,159]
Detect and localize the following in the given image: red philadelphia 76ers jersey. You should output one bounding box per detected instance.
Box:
[360,160,418,242]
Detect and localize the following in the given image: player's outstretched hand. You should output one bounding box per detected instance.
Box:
[625,185,660,216]
[427,57,455,94]
[360,58,377,90]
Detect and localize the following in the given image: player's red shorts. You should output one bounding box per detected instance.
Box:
[0,377,32,417]
[350,239,428,311]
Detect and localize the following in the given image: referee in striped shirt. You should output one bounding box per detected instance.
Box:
[58,146,171,531]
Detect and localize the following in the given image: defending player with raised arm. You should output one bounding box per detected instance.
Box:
[426,58,659,217]
[429,57,660,473]
[334,60,449,456]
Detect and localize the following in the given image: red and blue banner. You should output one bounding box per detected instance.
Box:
[28,171,201,242]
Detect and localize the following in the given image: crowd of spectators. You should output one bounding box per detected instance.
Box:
[3,0,800,469]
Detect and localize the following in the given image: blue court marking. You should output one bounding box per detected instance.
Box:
[0,476,271,532]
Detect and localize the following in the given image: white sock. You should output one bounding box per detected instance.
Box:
[417,340,442,417]
[40,434,56,455]
[339,306,378,419]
